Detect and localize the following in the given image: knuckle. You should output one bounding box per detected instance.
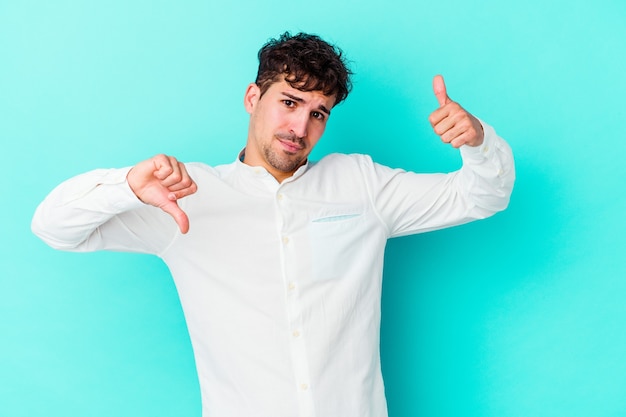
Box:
[154,153,171,165]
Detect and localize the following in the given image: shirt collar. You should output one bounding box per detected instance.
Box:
[236,148,310,183]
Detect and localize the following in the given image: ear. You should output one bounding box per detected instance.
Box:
[243,83,261,114]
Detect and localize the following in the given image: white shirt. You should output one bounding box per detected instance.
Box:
[32,122,514,417]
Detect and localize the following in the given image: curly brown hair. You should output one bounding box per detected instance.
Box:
[255,32,353,107]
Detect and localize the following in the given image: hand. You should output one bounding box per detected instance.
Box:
[429,75,484,148]
[127,154,197,234]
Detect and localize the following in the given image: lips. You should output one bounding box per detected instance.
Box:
[279,140,302,153]
[276,135,304,153]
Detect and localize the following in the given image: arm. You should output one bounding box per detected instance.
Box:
[428,74,515,213]
[365,76,514,237]
[31,154,197,253]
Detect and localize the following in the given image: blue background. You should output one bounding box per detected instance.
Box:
[1,1,625,416]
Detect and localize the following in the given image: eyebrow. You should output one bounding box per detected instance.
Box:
[281,92,331,116]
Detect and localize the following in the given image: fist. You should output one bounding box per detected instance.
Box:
[429,75,484,148]
[127,154,197,234]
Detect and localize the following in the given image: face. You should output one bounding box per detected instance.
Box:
[243,78,336,182]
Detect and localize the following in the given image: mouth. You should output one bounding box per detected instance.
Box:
[276,135,304,153]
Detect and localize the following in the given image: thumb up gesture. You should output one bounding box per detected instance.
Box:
[429,75,484,148]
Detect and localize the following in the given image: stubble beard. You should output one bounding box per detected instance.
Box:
[263,135,307,173]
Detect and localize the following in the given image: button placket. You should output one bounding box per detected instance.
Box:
[275,187,314,414]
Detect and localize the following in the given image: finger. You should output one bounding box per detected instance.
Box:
[450,132,473,148]
[157,156,183,187]
[431,105,465,136]
[152,155,175,180]
[164,163,195,192]
[429,95,462,128]
[439,124,468,144]
[447,129,471,147]
[167,180,198,199]
[428,106,448,127]
[160,200,190,234]
[433,74,451,107]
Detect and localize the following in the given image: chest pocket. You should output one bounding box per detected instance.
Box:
[309,211,364,281]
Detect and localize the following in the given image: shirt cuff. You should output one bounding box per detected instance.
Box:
[114,168,147,211]
[459,119,497,162]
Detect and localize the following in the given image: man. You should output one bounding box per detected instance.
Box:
[32,32,515,417]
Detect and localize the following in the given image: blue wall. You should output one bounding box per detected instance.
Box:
[1,1,625,416]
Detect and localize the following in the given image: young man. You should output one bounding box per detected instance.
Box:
[32,32,515,417]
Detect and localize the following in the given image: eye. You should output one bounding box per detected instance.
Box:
[311,111,325,121]
[282,99,295,107]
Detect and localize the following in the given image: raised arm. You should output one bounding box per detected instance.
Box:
[362,75,515,237]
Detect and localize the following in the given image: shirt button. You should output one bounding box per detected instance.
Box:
[292,330,300,338]
[300,383,309,391]
[277,193,284,201]
[282,236,290,244]
[288,282,296,290]
[482,145,490,153]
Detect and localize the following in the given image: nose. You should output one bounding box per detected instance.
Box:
[289,111,309,139]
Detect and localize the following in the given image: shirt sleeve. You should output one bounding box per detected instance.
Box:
[31,167,179,254]
[362,120,515,238]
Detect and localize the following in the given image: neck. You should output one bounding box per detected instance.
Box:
[240,149,302,183]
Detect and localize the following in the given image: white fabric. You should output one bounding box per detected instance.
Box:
[32,122,514,417]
